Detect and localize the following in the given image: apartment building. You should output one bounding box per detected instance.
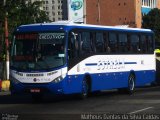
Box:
[31,0,68,21]
[142,0,160,15]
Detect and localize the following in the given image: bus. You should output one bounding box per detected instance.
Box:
[10,21,156,100]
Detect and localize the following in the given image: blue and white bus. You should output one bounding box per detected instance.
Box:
[10,21,156,99]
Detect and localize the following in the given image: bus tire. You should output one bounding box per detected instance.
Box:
[126,74,135,94]
[79,77,90,99]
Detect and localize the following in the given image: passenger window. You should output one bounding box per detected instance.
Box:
[96,33,104,53]
[81,32,92,54]
[140,35,147,53]
[130,35,140,53]
[147,35,153,53]
[119,33,127,53]
[109,32,118,53]
[103,32,110,53]
[68,32,80,59]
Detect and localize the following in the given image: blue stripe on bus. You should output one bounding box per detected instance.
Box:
[124,62,137,64]
[85,62,137,66]
[85,63,97,66]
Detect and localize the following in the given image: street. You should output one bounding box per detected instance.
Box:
[0,86,160,120]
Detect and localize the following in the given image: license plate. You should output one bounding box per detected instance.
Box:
[30,89,40,93]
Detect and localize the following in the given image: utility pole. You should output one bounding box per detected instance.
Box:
[4,0,9,80]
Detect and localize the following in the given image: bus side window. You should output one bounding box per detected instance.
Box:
[95,32,104,53]
[109,32,118,53]
[118,33,127,53]
[140,35,147,53]
[130,35,140,53]
[81,32,92,55]
[103,32,110,53]
[147,35,154,53]
[68,32,80,59]
[90,32,96,53]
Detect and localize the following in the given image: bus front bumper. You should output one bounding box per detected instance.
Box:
[10,81,65,95]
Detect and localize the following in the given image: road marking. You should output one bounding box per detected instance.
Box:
[129,107,154,114]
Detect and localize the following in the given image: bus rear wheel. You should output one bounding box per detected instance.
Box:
[127,74,135,94]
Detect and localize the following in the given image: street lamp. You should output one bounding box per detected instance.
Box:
[4,0,9,80]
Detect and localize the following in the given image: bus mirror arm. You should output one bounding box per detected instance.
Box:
[71,32,78,40]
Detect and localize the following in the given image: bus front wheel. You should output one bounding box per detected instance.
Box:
[79,78,89,99]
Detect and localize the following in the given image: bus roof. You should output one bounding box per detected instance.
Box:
[15,21,153,33]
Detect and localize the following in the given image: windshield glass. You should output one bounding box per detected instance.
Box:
[11,32,66,71]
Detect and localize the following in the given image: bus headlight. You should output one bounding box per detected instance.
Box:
[10,76,20,84]
[52,76,63,83]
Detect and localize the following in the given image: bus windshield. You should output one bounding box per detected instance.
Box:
[11,32,66,71]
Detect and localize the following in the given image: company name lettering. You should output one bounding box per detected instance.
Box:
[97,59,125,70]
[39,33,65,40]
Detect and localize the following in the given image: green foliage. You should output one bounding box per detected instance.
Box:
[0,0,50,59]
[142,8,160,43]
[0,0,50,34]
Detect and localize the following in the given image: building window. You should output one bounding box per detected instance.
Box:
[58,11,62,15]
[58,5,61,9]
[46,12,49,15]
[52,12,55,16]
[52,6,55,10]
[52,0,55,4]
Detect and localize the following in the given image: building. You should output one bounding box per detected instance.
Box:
[142,0,160,15]
[32,0,160,28]
[31,0,68,21]
[85,0,160,28]
[85,0,141,28]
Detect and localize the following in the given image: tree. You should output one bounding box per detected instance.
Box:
[0,0,50,35]
[142,8,160,43]
[0,0,50,79]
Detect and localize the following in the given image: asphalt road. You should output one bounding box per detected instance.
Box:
[0,86,160,120]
